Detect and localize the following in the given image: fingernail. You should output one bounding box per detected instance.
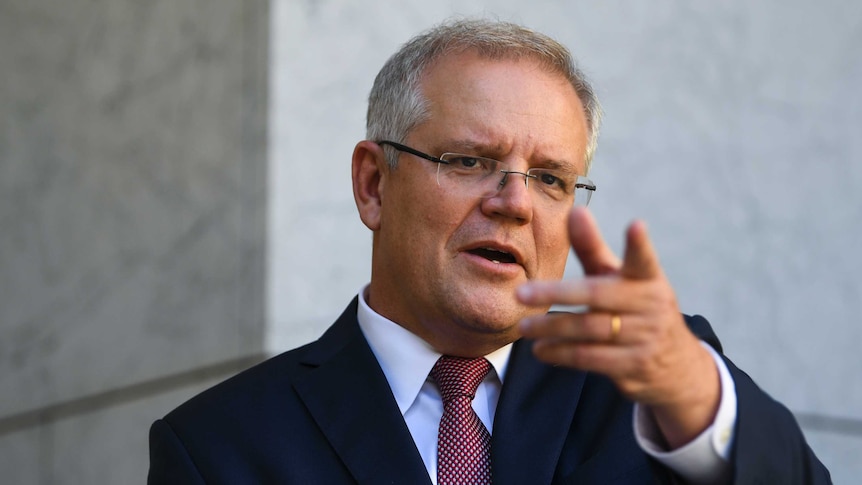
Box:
[516,285,533,301]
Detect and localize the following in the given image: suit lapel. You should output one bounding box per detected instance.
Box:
[491,338,586,485]
[293,300,432,485]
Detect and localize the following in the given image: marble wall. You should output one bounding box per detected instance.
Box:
[0,0,268,481]
[2,0,860,482]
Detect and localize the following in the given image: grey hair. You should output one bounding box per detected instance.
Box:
[366,18,603,172]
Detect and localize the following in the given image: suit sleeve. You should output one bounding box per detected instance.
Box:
[148,419,207,485]
[685,314,831,484]
[725,358,832,484]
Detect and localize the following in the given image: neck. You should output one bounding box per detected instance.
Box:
[364,285,520,358]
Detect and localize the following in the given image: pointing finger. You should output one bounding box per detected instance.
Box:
[620,220,663,280]
[569,207,621,276]
[516,278,652,312]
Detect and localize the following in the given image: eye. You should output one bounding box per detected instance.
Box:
[443,155,499,173]
[450,156,482,169]
[538,172,561,186]
[532,170,575,196]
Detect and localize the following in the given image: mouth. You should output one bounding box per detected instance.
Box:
[466,246,519,265]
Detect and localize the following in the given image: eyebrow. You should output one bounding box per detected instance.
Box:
[439,139,578,172]
[537,159,577,172]
[441,139,500,155]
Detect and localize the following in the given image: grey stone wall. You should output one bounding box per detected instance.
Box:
[0,0,268,482]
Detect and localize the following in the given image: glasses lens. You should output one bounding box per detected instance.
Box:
[574,176,595,207]
[436,153,595,208]
[437,154,505,198]
[527,169,577,201]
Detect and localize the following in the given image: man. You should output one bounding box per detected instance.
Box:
[148,19,830,484]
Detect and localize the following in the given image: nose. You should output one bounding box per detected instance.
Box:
[498,170,533,189]
[480,170,534,222]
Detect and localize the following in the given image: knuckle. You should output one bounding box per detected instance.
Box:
[586,280,603,304]
[617,378,644,398]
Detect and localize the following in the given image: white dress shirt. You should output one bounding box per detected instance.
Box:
[355,287,736,484]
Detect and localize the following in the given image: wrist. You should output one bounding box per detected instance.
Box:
[650,343,721,449]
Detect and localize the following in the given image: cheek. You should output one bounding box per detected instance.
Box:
[425,195,475,237]
[388,190,466,263]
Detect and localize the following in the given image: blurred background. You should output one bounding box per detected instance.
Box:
[2,0,860,482]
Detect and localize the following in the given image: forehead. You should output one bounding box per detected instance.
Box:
[413,51,588,169]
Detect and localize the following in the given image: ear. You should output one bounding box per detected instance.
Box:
[352,140,389,231]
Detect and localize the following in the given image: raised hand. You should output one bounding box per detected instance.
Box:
[517,207,720,448]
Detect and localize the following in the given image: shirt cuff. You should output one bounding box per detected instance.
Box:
[633,341,736,484]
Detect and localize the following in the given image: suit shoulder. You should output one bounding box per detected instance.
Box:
[163,342,315,423]
[161,299,361,425]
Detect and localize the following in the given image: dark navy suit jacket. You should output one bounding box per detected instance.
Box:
[148,298,830,484]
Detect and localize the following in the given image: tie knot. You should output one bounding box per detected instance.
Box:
[431,356,491,403]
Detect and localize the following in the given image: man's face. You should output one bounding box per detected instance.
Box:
[367,51,589,355]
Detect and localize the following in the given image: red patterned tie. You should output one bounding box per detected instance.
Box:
[431,356,492,485]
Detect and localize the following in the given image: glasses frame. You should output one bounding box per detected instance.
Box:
[377,140,596,206]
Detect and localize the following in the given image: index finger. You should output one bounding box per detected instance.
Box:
[516,277,650,312]
[569,207,621,276]
[620,220,663,280]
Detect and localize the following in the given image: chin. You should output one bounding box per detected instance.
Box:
[447,289,531,334]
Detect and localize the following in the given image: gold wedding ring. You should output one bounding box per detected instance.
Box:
[609,314,622,341]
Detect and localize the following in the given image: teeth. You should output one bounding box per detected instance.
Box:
[492,260,500,264]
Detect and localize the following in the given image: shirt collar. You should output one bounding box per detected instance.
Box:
[356,285,513,415]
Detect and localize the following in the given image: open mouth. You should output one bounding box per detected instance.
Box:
[468,247,517,264]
